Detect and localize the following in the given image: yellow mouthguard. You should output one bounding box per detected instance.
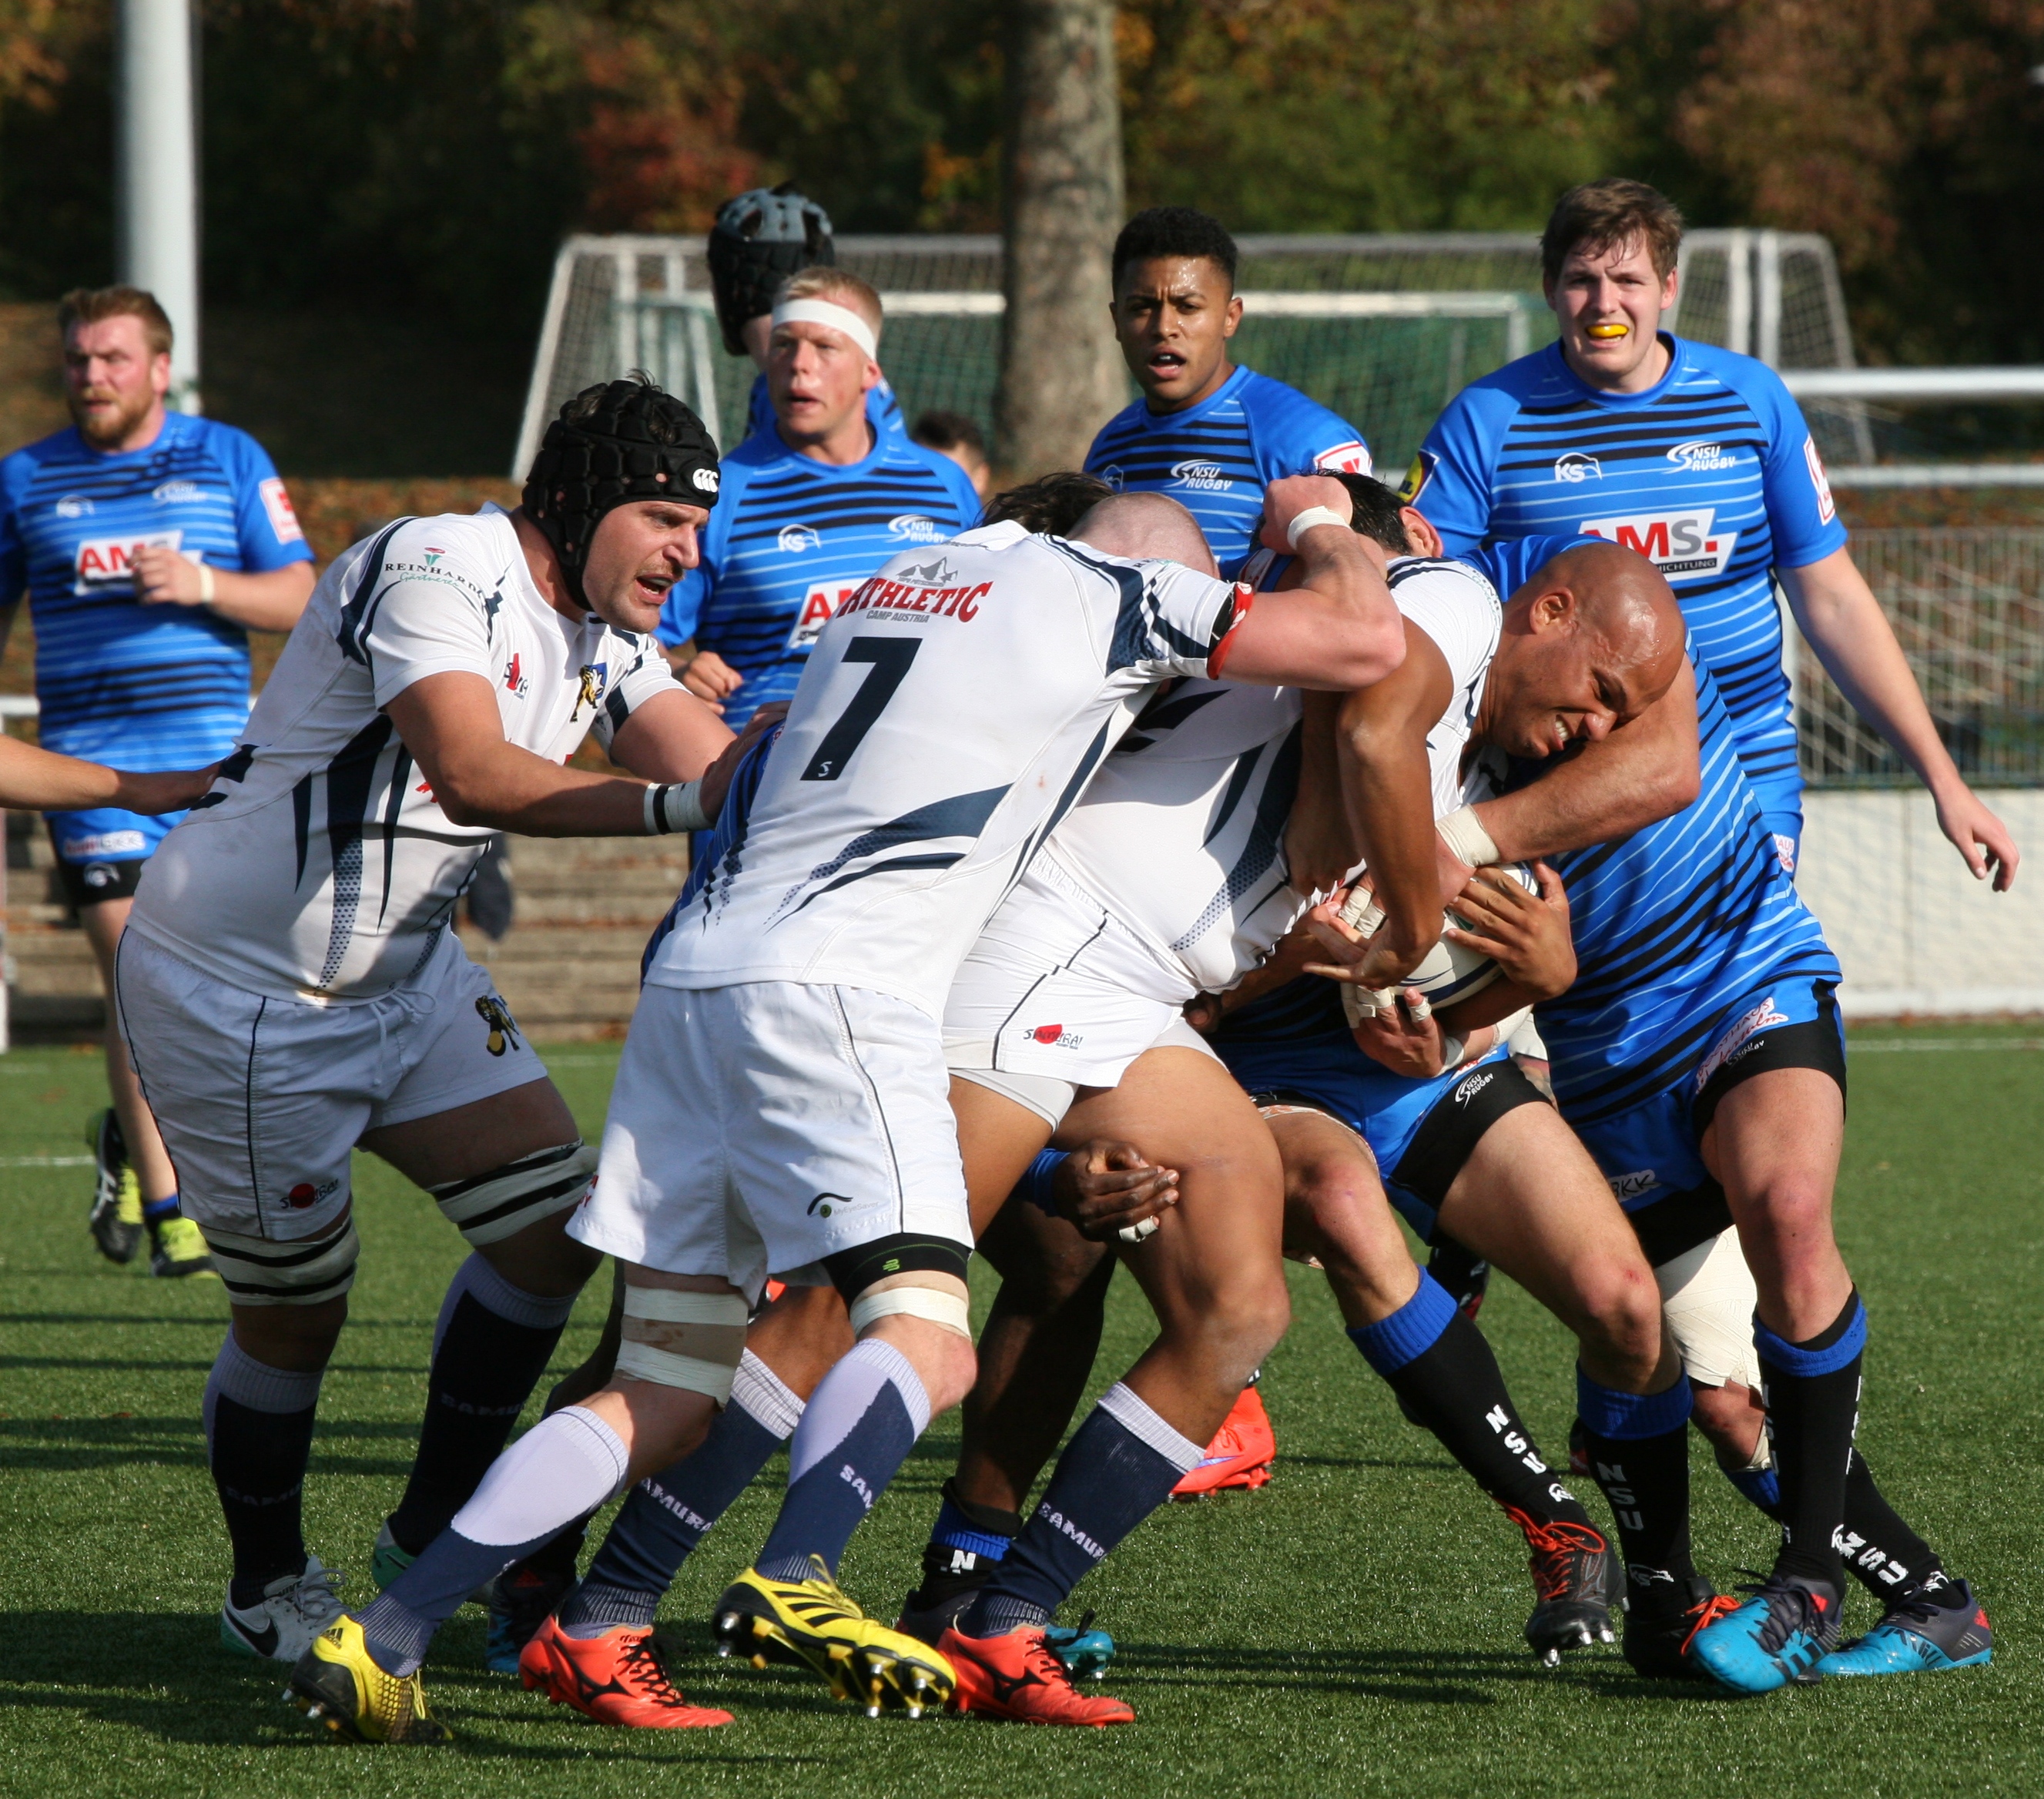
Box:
[1587,323,1630,340]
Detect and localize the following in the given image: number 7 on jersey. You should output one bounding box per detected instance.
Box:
[801,637,922,781]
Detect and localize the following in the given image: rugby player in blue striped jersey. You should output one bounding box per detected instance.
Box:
[658,267,978,732]
[1406,179,2016,890]
[704,185,909,453]
[0,286,315,1277]
[1085,208,1372,578]
[1349,532,1992,1691]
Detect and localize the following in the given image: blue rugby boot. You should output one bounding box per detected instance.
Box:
[1043,1610,1117,1681]
[1817,1579,1992,1678]
[1689,1573,1841,1693]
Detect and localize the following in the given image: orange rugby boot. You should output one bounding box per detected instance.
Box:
[518,1615,733,1728]
[938,1623,1135,1727]
[1171,1382,1275,1498]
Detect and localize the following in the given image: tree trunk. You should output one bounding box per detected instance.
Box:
[995,0,1126,479]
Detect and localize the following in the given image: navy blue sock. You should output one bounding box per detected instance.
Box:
[754,1338,928,1583]
[387,1256,578,1554]
[1352,1272,1595,1530]
[958,1383,1201,1637]
[1724,1446,1942,1601]
[909,1482,1024,1613]
[562,1356,801,1635]
[1757,1290,1866,1591]
[204,1335,323,1606]
[1576,1370,1696,1593]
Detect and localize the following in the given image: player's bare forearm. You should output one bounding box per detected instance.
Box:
[607,686,735,782]
[387,672,670,837]
[1227,476,1403,689]
[1474,658,1701,859]
[0,736,213,813]
[1336,620,1454,953]
[134,548,314,632]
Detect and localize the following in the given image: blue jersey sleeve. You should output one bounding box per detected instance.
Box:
[1464,533,1600,602]
[1739,363,1849,569]
[1409,380,1520,558]
[927,448,983,529]
[0,451,27,607]
[215,425,314,572]
[1244,373,1371,481]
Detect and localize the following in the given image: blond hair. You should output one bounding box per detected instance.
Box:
[775,266,883,343]
[58,285,174,357]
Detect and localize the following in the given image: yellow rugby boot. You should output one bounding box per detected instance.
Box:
[713,1556,954,1717]
[285,1615,452,1743]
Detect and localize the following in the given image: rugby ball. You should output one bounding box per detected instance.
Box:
[1334,863,1537,1027]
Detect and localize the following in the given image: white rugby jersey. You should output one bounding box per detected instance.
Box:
[129,504,678,1000]
[1013,551,1503,996]
[649,520,1248,1016]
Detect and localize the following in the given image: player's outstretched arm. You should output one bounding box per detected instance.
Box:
[0,735,216,814]
[605,685,743,783]
[385,672,742,838]
[1211,475,1404,690]
[1470,656,1701,866]
[1781,547,2019,890]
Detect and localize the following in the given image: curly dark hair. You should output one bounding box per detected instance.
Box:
[1111,206,1238,294]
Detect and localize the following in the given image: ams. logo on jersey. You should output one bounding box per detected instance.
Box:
[1577,508,1738,582]
[73,530,183,595]
[786,581,863,651]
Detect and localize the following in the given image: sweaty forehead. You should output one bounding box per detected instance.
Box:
[1118,256,1228,300]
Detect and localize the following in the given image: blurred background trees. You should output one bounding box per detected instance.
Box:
[2,0,2042,474]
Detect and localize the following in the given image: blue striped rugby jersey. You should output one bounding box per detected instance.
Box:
[744,372,906,444]
[0,414,312,764]
[1084,365,1370,578]
[1464,534,1840,1124]
[1407,335,1846,824]
[656,424,980,732]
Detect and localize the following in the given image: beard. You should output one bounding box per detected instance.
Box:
[69,383,157,449]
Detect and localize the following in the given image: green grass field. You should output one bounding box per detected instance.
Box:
[3,1027,2039,1798]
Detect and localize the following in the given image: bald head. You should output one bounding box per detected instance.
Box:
[1481,540,1686,760]
[1536,539,1684,674]
[1068,491,1218,576]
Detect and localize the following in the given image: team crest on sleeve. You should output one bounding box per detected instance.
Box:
[1804,436,1837,524]
[1397,450,1437,504]
[573,662,608,719]
[1313,441,1372,477]
[260,476,305,543]
[475,994,523,1057]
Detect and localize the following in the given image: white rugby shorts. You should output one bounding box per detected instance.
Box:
[114,928,547,1241]
[573,980,971,1304]
[1654,1225,1764,1389]
[943,855,1211,1092]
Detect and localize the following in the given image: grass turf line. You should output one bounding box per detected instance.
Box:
[0,1027,2038,1797]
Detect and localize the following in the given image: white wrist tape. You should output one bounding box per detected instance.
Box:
[847,1284,971,1339]
[1436,804,1501,869]
[1489,1005,1533,1044]
[196,561,216,605]
[1285,504,1349,551]
[1438,1033,1469,1072]
[644,780,709,836]
[771,297,879,361]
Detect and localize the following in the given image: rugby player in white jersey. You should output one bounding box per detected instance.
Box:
[116,380,745,1680]
[288,474,1404,1742]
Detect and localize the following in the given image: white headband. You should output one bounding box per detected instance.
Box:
[771,297,880,362]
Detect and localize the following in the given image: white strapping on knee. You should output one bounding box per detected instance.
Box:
[1098,1381,1205,1476]
[429,1141,598,1246]
[731,1348,805,1439]
[848,1284,971,1339]
[201,1218,360,1307]
[616,1286,750,1401]
[614,1340,742,1403]
[786,1338,930,1484]
[622,1288,750,1327]
[433,1251,579,1356]
[448,1405,629,1547]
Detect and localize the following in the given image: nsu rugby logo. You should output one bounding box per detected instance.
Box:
[1667,439,1738,473]
[887,514,945,544]
[1171,459,1230,492]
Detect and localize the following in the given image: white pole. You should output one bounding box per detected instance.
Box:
[117,0,201,414]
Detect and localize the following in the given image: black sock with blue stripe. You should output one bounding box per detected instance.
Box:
[1350,1271,1594,1529]
[1756,1289,1866,1592]
[1576,1372,1697,1597]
